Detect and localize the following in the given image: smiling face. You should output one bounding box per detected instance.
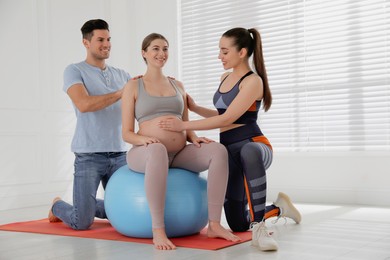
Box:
[218,36,238,70]
[218,36,246,70]
[142,38,169,67]
[83,29,111,61]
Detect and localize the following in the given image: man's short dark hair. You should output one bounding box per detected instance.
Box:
[81,19,109,40]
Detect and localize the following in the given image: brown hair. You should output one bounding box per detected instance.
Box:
[222,27,272,111]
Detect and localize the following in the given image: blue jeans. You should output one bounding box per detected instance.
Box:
[52,152,126,230]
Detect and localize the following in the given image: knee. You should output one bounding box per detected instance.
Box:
[229,223,249,232]
[207,142,228,158]
[224,200,250,232]
[72,217,94,230]
[145,143,168,157]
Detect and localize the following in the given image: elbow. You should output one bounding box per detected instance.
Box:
[78,107,89,113]
[220,117,236,127]
[122,130,132,144]
[75,102,92,113]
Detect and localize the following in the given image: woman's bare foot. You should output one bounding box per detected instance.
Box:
[207,221,241,242]
[48,197,62,222]
[152,228,176,250]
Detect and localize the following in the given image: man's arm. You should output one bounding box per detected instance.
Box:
[67,83,123,113]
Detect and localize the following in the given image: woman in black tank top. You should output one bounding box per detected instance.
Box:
[159,28,301,252]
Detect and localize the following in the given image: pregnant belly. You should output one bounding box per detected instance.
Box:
[138,116,187,152]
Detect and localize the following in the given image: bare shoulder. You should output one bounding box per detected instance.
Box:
[172,79,184,88]
[171,79,186,94]
[243,72,263,87]
[125,78,138,90]
[220,71,231,81]
[123,78,139,98]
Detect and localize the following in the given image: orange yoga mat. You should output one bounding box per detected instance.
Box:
[0,219,251,250]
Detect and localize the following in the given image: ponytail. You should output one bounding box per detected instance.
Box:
[223,27,272,111]
[248,28,272,112]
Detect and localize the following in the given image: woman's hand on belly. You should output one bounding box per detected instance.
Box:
[158,116,184,132]
[138,116,187,152]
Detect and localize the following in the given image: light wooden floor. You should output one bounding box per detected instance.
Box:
[1,203,390,260]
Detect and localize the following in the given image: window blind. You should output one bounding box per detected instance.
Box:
[178,0,390,152]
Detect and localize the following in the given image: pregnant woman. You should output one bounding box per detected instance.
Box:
[121,33,240,250]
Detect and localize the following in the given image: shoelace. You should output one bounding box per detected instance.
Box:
[250,222,273,238]
[271,215,288,225]
[271,207,288,225]
[249,221,259,230]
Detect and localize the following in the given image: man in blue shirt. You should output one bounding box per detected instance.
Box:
[48,19,131,230]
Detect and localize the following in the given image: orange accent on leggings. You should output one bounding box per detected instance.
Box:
[243,175,255,222]
[244,179,280,222]
[243,135,274,222]
[251,135,273,150]
[265,208,280,220]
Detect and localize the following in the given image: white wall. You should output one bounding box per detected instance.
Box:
[0,0,389,218]
[0,0,178,213]
[267,152,390,206]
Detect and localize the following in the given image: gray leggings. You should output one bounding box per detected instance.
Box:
[126,142,228,229]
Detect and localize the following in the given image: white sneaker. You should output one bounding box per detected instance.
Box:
[274,192,302,224]
[250,222,278,251]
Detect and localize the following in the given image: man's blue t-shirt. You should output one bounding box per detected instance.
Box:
[63,61,131,153]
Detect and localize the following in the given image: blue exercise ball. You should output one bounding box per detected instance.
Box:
[104,165,208,238]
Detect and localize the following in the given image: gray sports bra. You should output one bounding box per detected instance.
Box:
[135,78,184,123]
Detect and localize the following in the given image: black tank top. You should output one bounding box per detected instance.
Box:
[213,71,261,124]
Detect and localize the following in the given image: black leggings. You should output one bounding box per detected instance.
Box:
[223,138,277,232]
